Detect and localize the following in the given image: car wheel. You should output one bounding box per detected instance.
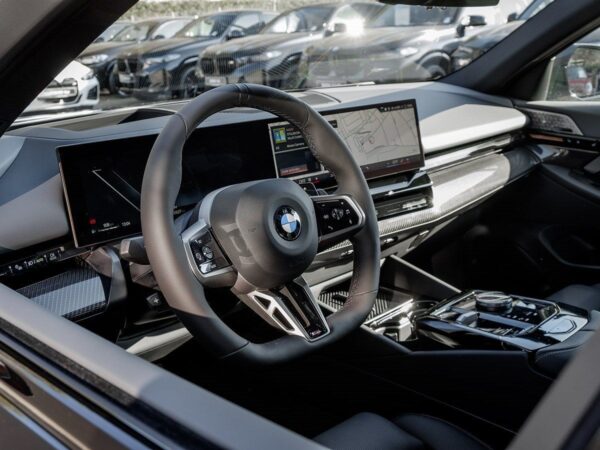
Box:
[178,66,199,99]
[107,64,120,95]
[424,63,447,80]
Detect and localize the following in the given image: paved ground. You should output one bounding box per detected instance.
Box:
[97,93,143,110]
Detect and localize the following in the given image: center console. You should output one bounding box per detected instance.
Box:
[416,290,588,351]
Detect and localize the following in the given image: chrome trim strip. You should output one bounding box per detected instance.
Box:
[424,134,513,172]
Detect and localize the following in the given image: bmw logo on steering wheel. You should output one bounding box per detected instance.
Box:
[274,206,302,241]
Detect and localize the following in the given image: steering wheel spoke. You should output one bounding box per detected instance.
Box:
[181,219,235,288]
[312,194,366,250]
[233,277,330,342]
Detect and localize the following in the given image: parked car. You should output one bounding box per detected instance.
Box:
[23,61,99,114]
[450,0,554,71]
[93,21,131,43]
[198,2,384,90]
[78,17,191,93]
[116,10,276,100]
[565,64,594,97]
[298,4,520,88]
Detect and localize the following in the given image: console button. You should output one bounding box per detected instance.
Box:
[202,245,214,261]
[456,311,478,326]
[540,318,576,334]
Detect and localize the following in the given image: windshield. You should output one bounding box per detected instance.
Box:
[112,23,151,42]
[19,0,555,123]
[263,6,334,33]
[176,14,237,38]
[369,5,459,28]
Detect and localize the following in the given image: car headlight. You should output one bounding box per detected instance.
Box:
[399,47,419,57]
[252,50,282,62]
[81,68,95,80]
[144,54,181,67]
[79,54,108,65]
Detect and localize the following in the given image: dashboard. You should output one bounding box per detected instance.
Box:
[0,81,531,285]
[0,81,539,332]
[57,100,424,248]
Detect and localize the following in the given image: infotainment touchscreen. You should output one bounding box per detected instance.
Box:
[269,100,424,183]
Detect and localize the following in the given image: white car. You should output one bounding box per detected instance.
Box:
[24,61,99,114]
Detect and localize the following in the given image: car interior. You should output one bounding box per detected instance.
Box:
[0,0,599,448]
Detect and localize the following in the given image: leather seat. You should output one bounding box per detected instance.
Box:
[314,412,489,450]
[547,284,600,312]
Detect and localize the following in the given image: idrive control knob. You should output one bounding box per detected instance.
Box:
[475,292,513,312]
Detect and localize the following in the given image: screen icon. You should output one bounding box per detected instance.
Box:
[273,127,287,144]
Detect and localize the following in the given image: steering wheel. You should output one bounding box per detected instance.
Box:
[141,84,380,364]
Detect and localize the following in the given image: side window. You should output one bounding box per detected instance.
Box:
[152,20,187,39]
[539,27,600,101]
[352,4,384,23]
[330,5,363,26]
[232,13,261,35]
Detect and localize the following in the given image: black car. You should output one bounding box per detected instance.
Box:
[116,10,276,100]
[78,18,191,93]
[93,21,130,44]
[198,2,384,90]
[450,0,555,72]
[299,4,491,88]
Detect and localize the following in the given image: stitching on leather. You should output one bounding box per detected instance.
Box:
[173,112,189,136]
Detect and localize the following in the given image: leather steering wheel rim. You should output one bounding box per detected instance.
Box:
[141,84,380,364]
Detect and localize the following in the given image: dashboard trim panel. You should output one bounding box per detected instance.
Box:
[320,150,535,254]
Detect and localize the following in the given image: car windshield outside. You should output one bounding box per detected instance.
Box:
[177,13,237,38]
[369,5,459,28]
[18,0,557,123]
[112,23,151,42]
[262,6,334,33]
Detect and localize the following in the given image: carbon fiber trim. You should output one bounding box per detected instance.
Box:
[319,288,413,322]
[17,268,108,320]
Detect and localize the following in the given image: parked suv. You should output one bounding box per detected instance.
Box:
[77,18,191,94]
[450,0,555,71]
[299,4,498,88]
[198,2,384,91]
[116,10,276,100]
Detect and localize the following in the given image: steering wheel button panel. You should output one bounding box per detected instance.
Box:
[181,220,233,285]
[313,195,365,249]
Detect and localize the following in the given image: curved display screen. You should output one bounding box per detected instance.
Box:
[58,99,424,248]
[269,100,424,185]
